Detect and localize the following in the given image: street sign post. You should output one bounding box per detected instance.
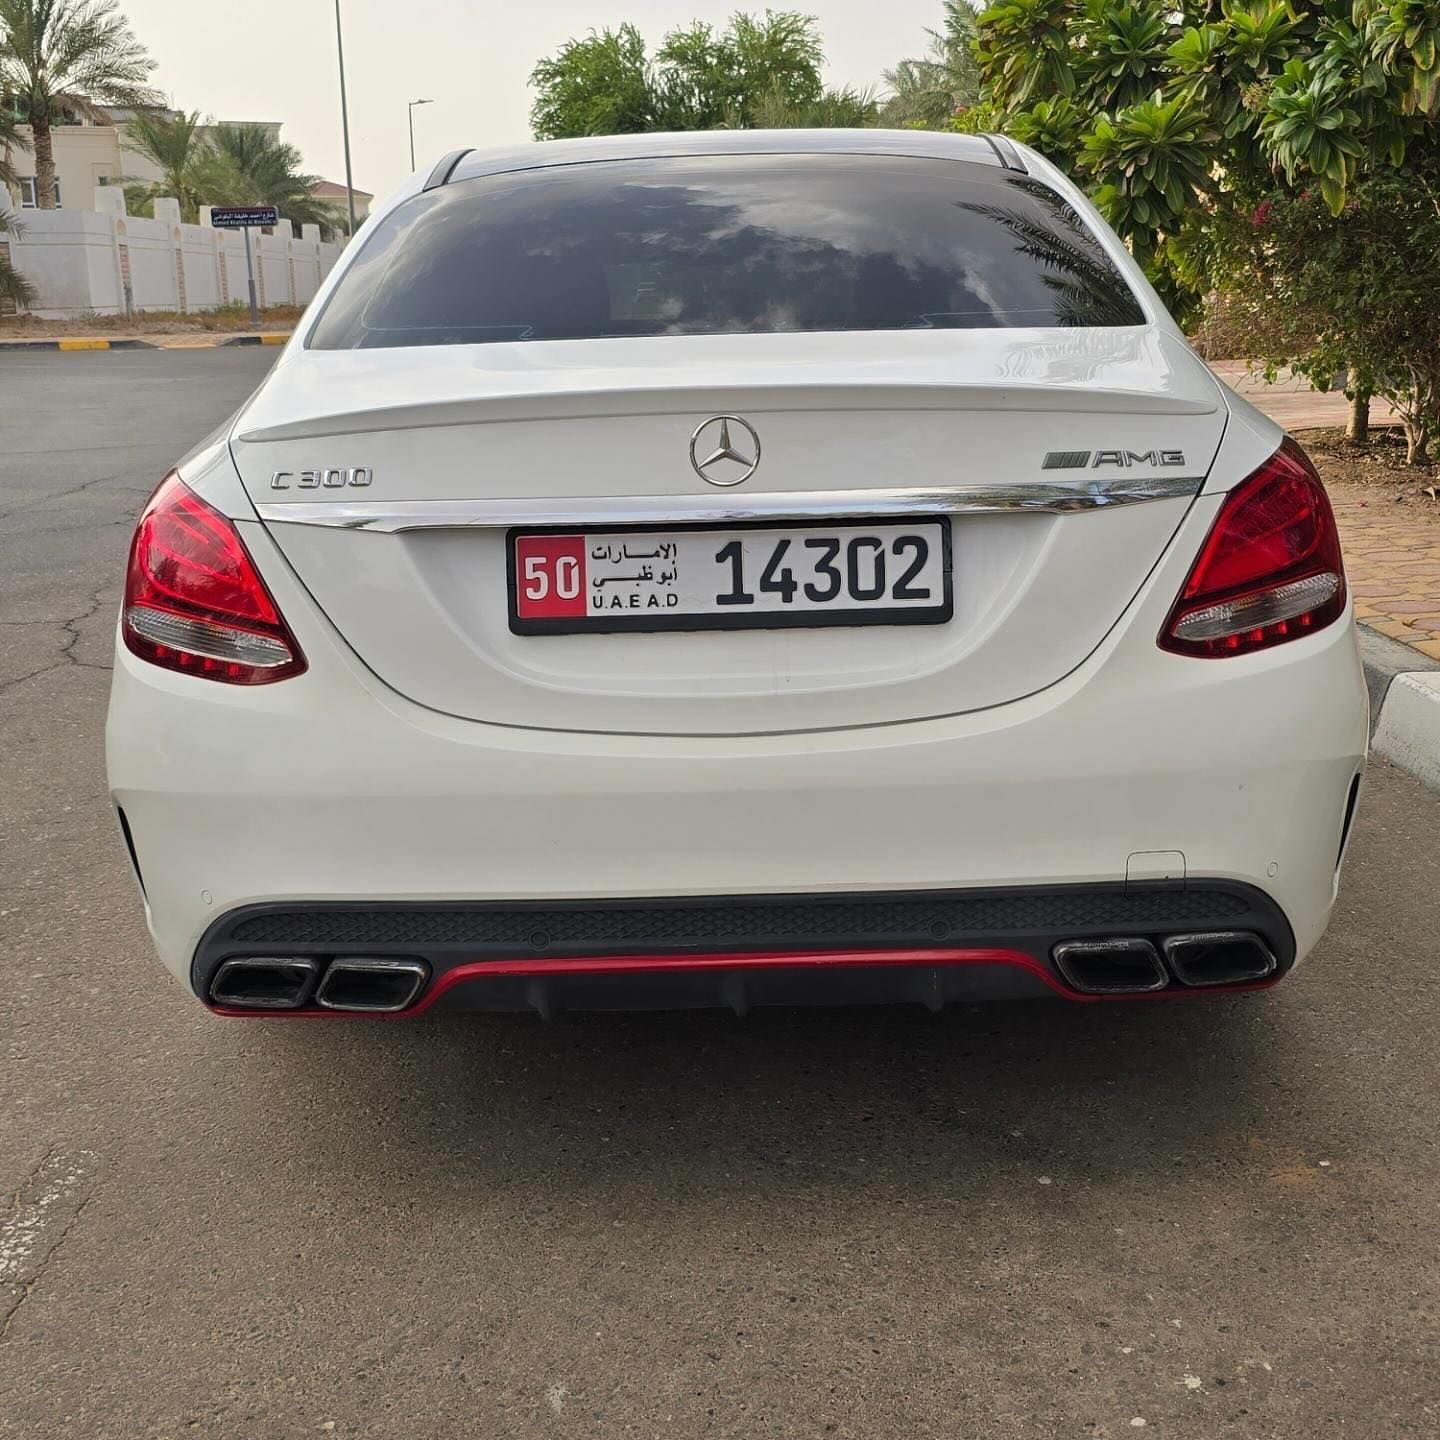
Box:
[209,206,280,326]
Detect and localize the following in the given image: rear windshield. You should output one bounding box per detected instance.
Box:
[308,154,1146,350]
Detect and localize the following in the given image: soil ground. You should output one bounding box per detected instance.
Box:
[0,305,302,336]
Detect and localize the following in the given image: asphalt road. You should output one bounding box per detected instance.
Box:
[2,350,1439,1439]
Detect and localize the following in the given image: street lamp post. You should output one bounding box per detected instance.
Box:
[333,0,358,238]
[408,99,434,172]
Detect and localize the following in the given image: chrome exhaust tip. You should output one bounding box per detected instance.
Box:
[1163,932,1277,987]
[315,957,429,1013]
[1052,938,1169,995]
[210,957,320,1009]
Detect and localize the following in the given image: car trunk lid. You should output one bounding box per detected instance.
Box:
[233,328,1223,735]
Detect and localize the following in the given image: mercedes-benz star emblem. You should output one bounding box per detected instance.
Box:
[689,415,761,487]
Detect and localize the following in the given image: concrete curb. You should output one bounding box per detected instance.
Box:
[1359,625,1440,791]
[0,336,158,351]
[0,332,291,351]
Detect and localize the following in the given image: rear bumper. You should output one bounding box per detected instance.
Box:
[106,506,1370,1005]
[192,882,1294,1015]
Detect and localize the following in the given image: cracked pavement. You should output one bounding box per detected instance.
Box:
[2,351,1440,1438]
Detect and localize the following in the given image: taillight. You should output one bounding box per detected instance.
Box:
[1159,437,1346,658]
[122,473,306,684]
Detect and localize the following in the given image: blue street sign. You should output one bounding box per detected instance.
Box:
[210,205,280,228]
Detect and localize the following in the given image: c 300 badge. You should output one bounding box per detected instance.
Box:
[270,468,373,490]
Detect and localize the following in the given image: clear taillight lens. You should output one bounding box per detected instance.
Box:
[122,473,306,684]
[1160,437,1346,658]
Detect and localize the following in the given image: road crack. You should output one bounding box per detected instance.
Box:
[0,585,116,694]
[58,583,114,662]
[0,473,126,525]
[0,1149,99,1346]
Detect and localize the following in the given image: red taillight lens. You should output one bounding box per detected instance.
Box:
[1160,437,1346,658]
[122,473,306,684]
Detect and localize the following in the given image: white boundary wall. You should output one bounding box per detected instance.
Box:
[1,189,343,319]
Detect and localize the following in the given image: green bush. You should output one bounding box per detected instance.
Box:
[965,0,1440,458]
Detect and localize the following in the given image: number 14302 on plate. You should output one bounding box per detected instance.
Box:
[508,520,952,635]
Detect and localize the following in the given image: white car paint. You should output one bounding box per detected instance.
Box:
[234,327,1228,735]
[106,131,1370,1009]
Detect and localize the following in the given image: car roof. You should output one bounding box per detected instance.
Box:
[441,128,1013,188]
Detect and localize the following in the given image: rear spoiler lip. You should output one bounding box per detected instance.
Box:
[233,329,1222,442]
[234,381,1219,445]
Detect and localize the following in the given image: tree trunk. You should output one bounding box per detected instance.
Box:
[1404,419,1431,467]
[1346,390,1370,446]
[32,116,57,210]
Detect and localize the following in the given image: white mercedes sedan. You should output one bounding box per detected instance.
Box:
[105,130,1369,1018]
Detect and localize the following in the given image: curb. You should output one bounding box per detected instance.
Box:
[0,332,291,351]
[1359,625,1440,791]
[0,336,158,351]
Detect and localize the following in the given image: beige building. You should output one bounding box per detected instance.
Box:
[1,112,283,210]
[308,179,374,231]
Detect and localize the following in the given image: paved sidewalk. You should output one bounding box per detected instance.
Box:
[1209,360,1401,431]
[1330,489,1440,661]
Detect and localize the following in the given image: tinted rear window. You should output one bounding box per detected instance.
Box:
[309,154,1145,350]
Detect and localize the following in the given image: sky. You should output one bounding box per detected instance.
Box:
[116,1,946,202]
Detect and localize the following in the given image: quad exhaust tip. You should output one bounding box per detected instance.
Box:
[1163,932,1277,987]
[210,957,320,1010]
[1052,938,1168,995]
[209,956,430,1012]
[1053,931,1279,995]
[315,957,430,1013]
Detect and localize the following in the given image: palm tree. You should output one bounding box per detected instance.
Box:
[0,0,160,209]
[1,101,23,187]
[0,209,33,305]
[211,123,331,234]
[744,80,879,129]
[0,107,33,306]
[880,1,981,129]
[0,211,31,307]
[123,107,210,219]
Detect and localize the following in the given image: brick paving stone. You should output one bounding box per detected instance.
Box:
[1209,361,1402,430]
[1324,484,1440,657]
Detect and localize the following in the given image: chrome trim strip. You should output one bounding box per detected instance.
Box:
[255,476,1202,533]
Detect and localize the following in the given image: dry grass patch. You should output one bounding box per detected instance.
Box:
[0,304,303,337]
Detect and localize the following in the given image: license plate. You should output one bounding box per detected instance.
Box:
[508,520,952,635]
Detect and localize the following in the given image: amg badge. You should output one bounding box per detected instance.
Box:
[1043,449,1186,470]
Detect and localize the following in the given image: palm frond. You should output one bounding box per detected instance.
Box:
[211,122,333,234]
[745,79,879,128]
[0,0,161,110]
[122,107,213,220]
[957,179,1144,326]
[0,204,34,306]
[0,104,28,188]
[880,1,981,128]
